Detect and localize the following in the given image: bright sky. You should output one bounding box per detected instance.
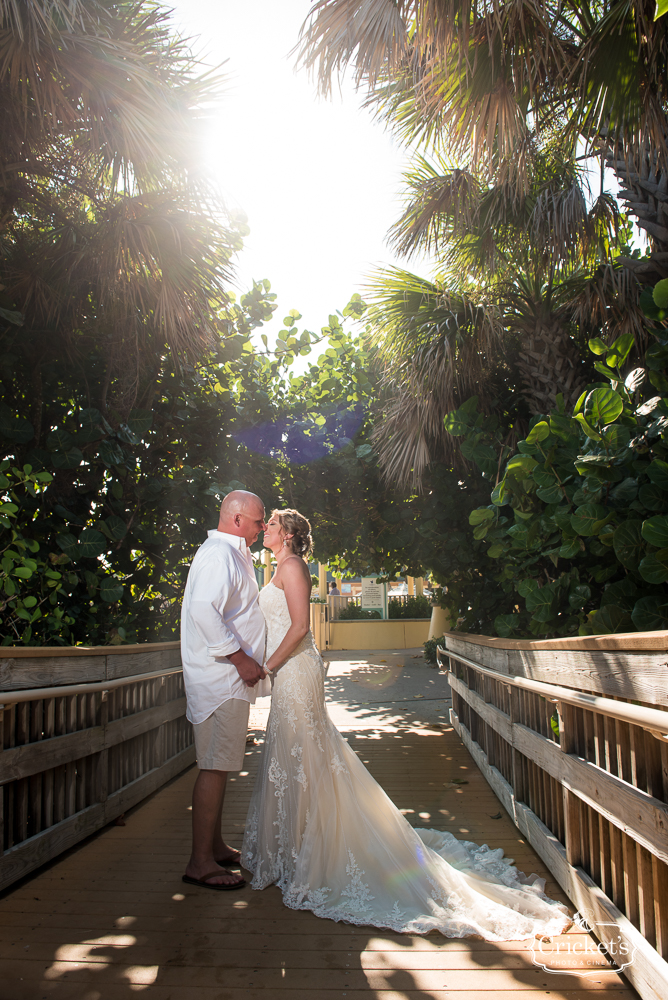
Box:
[167,0,424,343]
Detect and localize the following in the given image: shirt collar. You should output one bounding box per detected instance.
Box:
[208,529,247,552]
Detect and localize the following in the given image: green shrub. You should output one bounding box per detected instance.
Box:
[388,594,432,619]
[337,603,381,620]
[446,278,668,637]
[423,635,445,664]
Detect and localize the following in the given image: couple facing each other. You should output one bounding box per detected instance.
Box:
[180,490,571,940]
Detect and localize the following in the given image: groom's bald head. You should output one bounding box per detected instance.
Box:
[218,490,266,546]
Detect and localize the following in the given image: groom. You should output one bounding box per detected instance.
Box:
[180,490,268,889]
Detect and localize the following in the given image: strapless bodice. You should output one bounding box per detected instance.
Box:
[258,582,317,660]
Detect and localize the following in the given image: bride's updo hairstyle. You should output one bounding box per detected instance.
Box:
[273,508,312,558]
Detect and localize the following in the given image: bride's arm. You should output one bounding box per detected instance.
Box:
[265,558,311,673]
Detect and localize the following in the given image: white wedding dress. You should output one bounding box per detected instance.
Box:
[241,583,570,940]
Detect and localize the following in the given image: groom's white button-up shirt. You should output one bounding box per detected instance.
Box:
[181,529,268,725]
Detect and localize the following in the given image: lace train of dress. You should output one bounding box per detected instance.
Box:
[241,583,570,940]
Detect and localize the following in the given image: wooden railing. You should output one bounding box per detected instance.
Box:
[0,642,194,891]
[310,601,328,651]
[439,630,668,1000]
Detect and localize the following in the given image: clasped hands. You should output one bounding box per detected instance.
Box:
[228,647,270,687]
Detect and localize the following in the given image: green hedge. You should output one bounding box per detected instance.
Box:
[388,594,432,619]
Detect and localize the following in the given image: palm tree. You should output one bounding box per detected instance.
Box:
[296,0,668,270]
[296,1,662,485]
[367,145,646,486]
[0,0,239,427]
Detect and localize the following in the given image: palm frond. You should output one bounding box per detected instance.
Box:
[295,0,410,95]
[366,266,503,485]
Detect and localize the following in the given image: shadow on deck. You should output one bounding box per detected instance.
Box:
[0,650,637,1000]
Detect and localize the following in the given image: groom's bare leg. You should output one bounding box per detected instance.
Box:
[186,769,243,886]
[212,792,240,863]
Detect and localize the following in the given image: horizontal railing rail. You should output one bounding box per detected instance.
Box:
[0,643,193,891]
[438,630,668,1000]
[0,667,184,705]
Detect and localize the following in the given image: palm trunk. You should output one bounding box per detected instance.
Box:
[516,319,588,415]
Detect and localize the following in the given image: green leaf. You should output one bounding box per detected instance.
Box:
[355,443,373,459]
[536,483,563,504]
[573,390,587,415]
[517,578,539,598]
[583,388,624,426]
[98,441,125,467]
[649,371,668,394]
[487,543,504,558]
[568,583,590,610]
[443,412,469,436]
[647,459,668,491]
[638,553,668,584]
[642,515,668,548]
[574,457,622,482]
[78,528,107,559]
[491,481,506,506]
[574,413,601,440]
[13,566,33,578]
[46,428,74,451]
[494,614,518,637]
[525,421,550,444]
[605,334,635,369]
[632,596,668,631]
[469,508,495,525]
[570,504,608,536]
[559,537,582,559]
[100,579,124,603]
[645,342,668,372]
[104,515,127,540]
[653,278,668,305]
[526,585,557,622]
[51,447,83,470]
[588,337,608,355]
[612,520,644,568]
[600,578,638,610]
[595,605,634,634]
[609,477,638,506]
[506,454,537,476]
[56,533,78,556]
[639,482,668,510]
[0,408,34,444]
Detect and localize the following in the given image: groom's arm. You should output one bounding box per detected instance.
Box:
[188,556,264,686]
[227,647,266,686]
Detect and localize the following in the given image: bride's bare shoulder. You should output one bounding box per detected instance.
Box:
[275,556,311,587]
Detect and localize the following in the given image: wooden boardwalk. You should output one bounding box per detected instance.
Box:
[0,656,638,1000]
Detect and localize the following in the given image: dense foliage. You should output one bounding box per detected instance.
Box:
[387,595,431,620]
[443,279,668,637]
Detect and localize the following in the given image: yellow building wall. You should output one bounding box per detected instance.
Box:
[327,619,430,651]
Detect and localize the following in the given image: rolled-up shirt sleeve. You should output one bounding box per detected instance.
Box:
[188,600,240,659]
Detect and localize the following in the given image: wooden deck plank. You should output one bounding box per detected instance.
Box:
[0,684,638,1000]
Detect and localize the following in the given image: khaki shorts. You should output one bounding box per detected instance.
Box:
[193,699,250,771]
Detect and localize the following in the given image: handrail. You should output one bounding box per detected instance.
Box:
[437,646,668,736]
[0,666,183,705]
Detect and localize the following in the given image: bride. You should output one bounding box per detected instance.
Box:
[241,508,570,940]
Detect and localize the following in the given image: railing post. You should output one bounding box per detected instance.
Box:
[154,675,167,770]
[558,700,584,869]
[0,704,4,856]
[98,691,109,806]
[508,685,525,806]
